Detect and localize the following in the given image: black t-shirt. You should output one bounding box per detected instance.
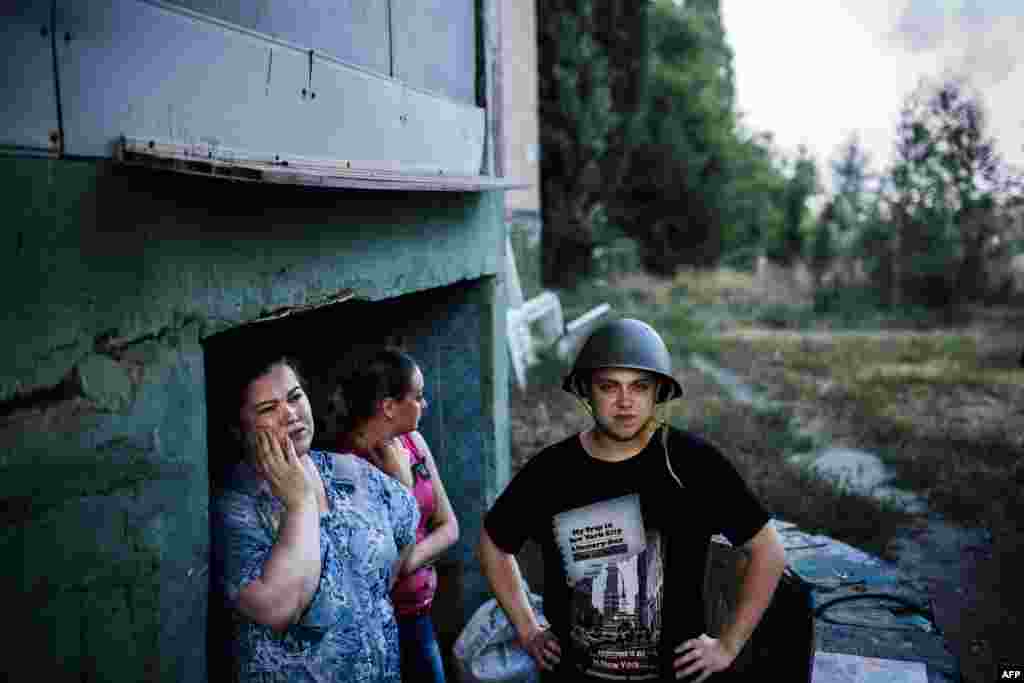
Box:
[484,425,770,682]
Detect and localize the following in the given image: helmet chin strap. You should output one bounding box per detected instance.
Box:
[575,394,682,487]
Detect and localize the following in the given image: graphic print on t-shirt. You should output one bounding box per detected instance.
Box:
[553,494,664,680]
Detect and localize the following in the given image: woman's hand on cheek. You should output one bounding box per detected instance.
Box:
[249,429,315,510]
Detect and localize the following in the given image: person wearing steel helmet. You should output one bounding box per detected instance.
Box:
[478,318,786,682]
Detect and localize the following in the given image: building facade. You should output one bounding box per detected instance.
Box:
[1,1,521,679]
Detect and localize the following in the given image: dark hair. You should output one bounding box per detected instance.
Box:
[217,353,307,432]
[244,355,304,404]
[207,351,307,490]
[328,347,417,433]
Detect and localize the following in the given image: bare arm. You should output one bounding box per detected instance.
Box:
[399,432,459,575]
[674,522,786,682]
[717,522,786,656]
[237,500,322,631]
[236,431,323,632]
[477,526,560,670]
[391,542,416,591]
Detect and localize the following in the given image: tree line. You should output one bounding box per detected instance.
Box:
[537,0,1023,310]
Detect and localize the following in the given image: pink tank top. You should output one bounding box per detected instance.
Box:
[390,432,438,616]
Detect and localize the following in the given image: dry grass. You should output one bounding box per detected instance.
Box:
[662,362,916,557]
[671,266,811,308]
[715,328,1024,533]
[703,314,1024,683]
[671,267,761,305]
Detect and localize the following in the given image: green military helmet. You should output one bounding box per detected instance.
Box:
[563,318,683,403]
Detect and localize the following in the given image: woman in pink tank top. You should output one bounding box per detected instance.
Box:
[330,348,459,683]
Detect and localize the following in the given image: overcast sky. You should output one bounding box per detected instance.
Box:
[720,1,1024,192]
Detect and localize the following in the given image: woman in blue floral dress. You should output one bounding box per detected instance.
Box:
[212,355,419,682]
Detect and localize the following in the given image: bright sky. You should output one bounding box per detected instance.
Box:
[720,1,1024,193]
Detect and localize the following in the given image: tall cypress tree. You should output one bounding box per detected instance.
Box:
[537,0,650,287]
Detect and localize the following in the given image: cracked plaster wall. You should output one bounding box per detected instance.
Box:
[1,156,509,681]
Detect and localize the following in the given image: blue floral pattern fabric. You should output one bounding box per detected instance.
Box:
[212,450,419,683]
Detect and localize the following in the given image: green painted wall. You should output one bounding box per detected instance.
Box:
[1,157,510,681]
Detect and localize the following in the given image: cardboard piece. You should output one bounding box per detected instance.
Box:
[813,651,928,683]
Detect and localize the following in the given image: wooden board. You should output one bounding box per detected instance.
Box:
[813,652,928,683]
[115,138,527,191]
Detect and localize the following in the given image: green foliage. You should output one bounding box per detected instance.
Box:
[556,276,719,361]
[536,0,810,283]
[608,1,798,276]
[508,220,543,301]
[813,284,882,316]
[886,77,1020,306]
[724,132,787,261]
[817,133,874,282]
[718,245,761,271]
[831,133,871,232]
[537,0,651,288]
[793,78,1024,310]
[536,4,1021,306]
[612,0,734,273]
[763,146,819,264]
[807,214,836,284]
[592,237,642,279]
[852,195,889,265]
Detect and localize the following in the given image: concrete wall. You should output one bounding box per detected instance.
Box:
[499,0,541,214]
[1,157,509,681]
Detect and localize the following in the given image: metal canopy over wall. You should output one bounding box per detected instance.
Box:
[3,0,487,182]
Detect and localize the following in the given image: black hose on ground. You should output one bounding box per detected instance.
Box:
[814,592,940,633]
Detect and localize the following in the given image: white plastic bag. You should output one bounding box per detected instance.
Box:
[453,590,547,683]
